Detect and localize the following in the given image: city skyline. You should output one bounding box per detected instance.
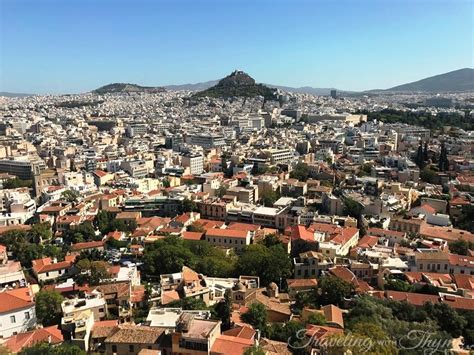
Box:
[1,0,472,94]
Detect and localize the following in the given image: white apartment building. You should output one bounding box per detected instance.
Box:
[181,153,204,175]
[0,287,36,338]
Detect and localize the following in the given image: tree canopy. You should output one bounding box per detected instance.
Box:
[35,290,64,326]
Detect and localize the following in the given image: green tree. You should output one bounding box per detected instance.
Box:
[241,303,267,330]
[187,222,205,233]
[35,290,64,326]
[420,167,437,184]
[342,197,363,219]
[61,189,79,204]
[22,342,86,355]
[75,259,110,285]
[167,297,207,310]
[3,178,33,189]
[142,236,197,276]
[293,291,318,314]
[267,320,304,342]
[63,221,97,244]
[318,275,354,307]
[438,141,449,172]
[162,178,171,188]
[30,222,52,243]
[415,141,425,169]
[238,243,292,286]
[306,312,327,325]
[216,185,227,198]
[455,205,474,232]
[260,189,280,207]
[182,198,199,213]
[95,210,113,234]
[243,345,266,355]
[448,239,473,255]
[259,234,282,248]
[423,302,467,338]
[289,163,310,181]
[211,289,232,331]
[383,278,413,292]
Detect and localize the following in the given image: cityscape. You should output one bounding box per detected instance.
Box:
[0,1,473,355]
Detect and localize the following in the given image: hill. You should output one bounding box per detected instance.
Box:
[164,80,219,91]
[93,83,165,94]
[0,92,33,98]
[385,68,474,92]
[193,71,277,100]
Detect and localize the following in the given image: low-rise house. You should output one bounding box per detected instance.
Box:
[171,313,221,355]
[146,307,211,329]
[0,286,36,338]
[93,282,132,320]
[415,251,474,275]
[205,228,252,252]
[32,255,76,282]
[287,278,318,299]
[293,251,333,278]
[61,292,107,322]
[4,325,63,353]
[70,240,105,253]
[230,282,292,323]
[104,324,168,355]
[61,309,95,351]
[0,245,26,288]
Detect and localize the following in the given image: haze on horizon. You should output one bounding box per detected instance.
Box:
[0,0,472,94]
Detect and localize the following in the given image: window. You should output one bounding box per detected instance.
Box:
[444,264,448,270]
[419,263,423,270]
[437,264,440,270]
[129,345,134,352]
[112,345,117,353]
[24,312,30,320]
[99,308,104,313]
[10,315,16,323]
[46,272,49,277]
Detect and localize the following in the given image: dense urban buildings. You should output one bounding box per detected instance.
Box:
[0,68,473,354]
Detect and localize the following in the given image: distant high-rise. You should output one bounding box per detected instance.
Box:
[330,90,337,99]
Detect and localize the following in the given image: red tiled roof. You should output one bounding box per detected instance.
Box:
[287,278,318,288]
[4,325,63,353]
[357,235,378,248]
[32,257,73,274]
[0,287,34,313]
[290,225,315,242]
[227,222,261,232]
[223,325,256,339]
[206,228,249,239]
[70,240,104,251]
[182,231,204,241]
[94,170,108,178]
[210,334,254,355]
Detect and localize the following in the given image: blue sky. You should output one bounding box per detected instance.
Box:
[0,0,472,94]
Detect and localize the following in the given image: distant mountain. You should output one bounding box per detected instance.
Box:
[267,85,337,96]
[165,78,337,96]
[164,80,219,91]
[93,83,166,94]
[0,92,33,97]
[193,71,277,100]
[384,68,474,92]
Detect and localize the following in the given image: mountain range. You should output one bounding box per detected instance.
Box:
[1,68,472,97]
[382,68,474,92]
[93,83,166,94]
[164,68,474,95]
